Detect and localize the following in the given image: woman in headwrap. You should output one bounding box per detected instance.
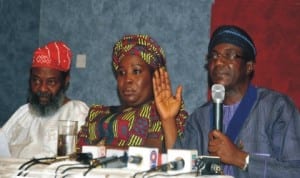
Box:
[77,34,187,153]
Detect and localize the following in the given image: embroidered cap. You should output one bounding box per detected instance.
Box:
[32,41,72,72]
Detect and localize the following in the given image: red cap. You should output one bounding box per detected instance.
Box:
[32,41,72,72]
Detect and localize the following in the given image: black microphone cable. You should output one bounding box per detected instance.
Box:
[55,163,83,178]
[83,155,118,176]
[60,164,90,178]
[54,152,94,177]
[19,152,93,178]
[17,157,61,177]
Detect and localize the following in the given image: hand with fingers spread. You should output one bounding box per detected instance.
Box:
[208,130,248,169]
[76,35,188,153]
[153,67,183,148]
[153,68,183,121]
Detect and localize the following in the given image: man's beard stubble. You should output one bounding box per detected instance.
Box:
[28,88,65,117]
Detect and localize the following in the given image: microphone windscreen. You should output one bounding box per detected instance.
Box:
[75,152,93,164]
[167,149,198,174]
[128,155,143,164]
[127,146,159,171]
[211,84,225,103]
[169,158,185,170]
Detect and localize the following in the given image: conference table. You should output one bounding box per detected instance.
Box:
[0,157,234,178]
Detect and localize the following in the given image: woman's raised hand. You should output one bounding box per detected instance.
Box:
[153,68,182,121]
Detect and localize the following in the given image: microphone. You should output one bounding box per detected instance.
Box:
[167,149,198,173]
[195,156,222,175]
[128,155,143,164]
[74,152,93,164]
[166,158,185,171]
[53,152,93,164]
[127,146,159,171]
[90,151,128,168]
[148,158,185,172]
[211,84,225,132]
[90,155,118,167]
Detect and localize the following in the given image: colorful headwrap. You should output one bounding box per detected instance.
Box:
[32,41,72,72]
[112,34,166,71]
[208,25,256,62]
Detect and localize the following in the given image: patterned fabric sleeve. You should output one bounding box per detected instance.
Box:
[76,104,110,152]
[175,101,188,138]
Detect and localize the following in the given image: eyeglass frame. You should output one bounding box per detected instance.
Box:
[206,49,245,61]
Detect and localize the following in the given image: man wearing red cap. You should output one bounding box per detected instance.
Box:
[0,41,89,158]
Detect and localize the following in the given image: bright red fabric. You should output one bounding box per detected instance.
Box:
[32,41,72,72]
[211,0,300,109]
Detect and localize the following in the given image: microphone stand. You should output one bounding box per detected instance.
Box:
[83,151,128,176]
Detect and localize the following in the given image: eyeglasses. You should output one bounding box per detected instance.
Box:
[207,50,244,61]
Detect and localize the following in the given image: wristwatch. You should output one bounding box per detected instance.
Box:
[243,154,249,171]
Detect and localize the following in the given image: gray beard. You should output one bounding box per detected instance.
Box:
[28,89,65,117]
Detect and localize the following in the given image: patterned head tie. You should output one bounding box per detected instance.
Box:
[112,34,166,71]
[32,41,72,72]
